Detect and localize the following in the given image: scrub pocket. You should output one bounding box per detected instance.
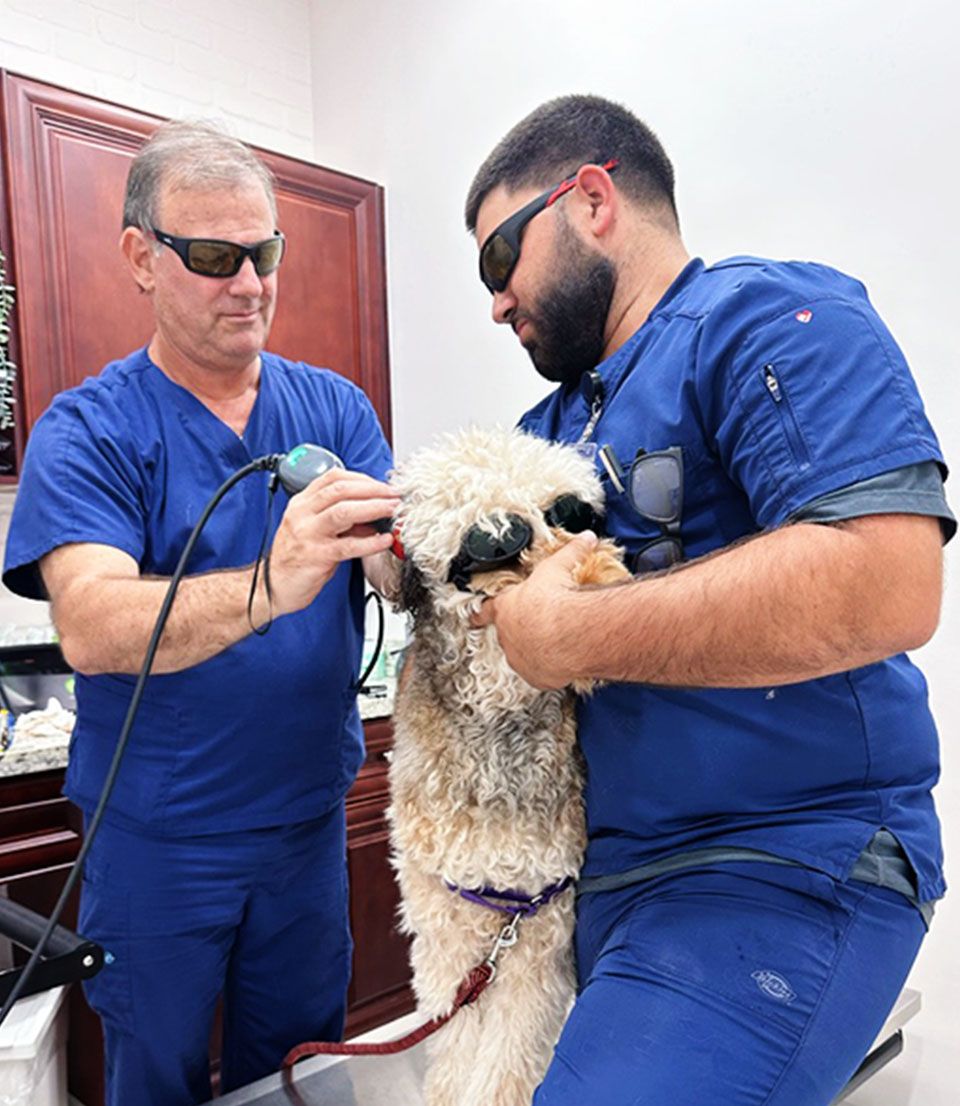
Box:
[68,675,184,824]
[337,686,366,791]
[79,853,134,1030]
[615,864,858,1041]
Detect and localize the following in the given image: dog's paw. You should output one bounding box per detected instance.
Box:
[571,675,598,696]
[570,539,631,587]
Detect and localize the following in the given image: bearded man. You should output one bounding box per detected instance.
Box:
[468,94,953,1106]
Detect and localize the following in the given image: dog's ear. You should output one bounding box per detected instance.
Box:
[396,558,433,624]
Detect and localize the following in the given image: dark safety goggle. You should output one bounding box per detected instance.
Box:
[478,159,619,294]
[448,495,604,591]
[627,447,684,574]
[151,228,286,278]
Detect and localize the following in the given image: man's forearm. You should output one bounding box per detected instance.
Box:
[523,516,942,688]
[53,565,270,676]
[363,549,400,599]
[43,468,400,677]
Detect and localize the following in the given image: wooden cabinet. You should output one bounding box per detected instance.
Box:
[345,718,416,1034]
[0,715,413,1106]
[0,70,392,472]
[0,774,100,1104]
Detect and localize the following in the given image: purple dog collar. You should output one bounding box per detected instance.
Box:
[445,876,573,917]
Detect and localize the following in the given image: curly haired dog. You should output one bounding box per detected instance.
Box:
[385,426,630,1106]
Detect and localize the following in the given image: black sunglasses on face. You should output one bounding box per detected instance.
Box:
[151,228,286,278]
[448,496,605,591]
[448,514,533,591]
[478,159,619,294]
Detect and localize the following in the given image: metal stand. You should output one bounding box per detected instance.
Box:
[0,898,103,1004]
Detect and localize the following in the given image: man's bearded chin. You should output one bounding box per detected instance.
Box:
[527,235,616,387]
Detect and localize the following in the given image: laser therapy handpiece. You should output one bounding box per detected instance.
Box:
[276,444,393,532]
[276,444,345,494]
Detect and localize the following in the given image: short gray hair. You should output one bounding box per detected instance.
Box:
[122,119,278,232]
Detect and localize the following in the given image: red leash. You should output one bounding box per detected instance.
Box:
[282,961,493,1070]
[282,911,524,1075]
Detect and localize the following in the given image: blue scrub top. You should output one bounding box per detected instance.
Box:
[3,348,393,836]
[520,257,949,903]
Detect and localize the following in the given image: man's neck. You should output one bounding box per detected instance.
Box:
[148,335,261,436]
[602,231,691,360]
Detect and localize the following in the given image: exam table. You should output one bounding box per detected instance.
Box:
[208,988,921,1106]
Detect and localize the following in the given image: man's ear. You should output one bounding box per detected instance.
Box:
[573,163,617,239]
[120,226,157,294]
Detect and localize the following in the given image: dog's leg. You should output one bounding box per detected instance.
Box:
[424,899,576,1106]
[565,540,632,696]
[570,539,632,587]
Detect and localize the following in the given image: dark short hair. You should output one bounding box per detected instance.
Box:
[465,94,677,233]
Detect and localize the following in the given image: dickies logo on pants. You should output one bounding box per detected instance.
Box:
[752,969,797,1004]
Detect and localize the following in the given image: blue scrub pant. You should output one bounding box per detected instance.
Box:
[533,863,926,1106]
[78,807,352,1106]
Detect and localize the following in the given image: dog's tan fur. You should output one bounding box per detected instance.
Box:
[385,427,629,1106]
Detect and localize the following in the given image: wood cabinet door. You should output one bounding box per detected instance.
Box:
[345,718,414,1036]
[0,772,102,1106]
[0,71,391,455]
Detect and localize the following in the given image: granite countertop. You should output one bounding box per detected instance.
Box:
[0,684,394,779]
[0,739,70,777]
[358,683,395,721]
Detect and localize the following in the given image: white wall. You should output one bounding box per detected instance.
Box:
[0,0,314,157]
[309,0,960,460]
[307,1,960,1100]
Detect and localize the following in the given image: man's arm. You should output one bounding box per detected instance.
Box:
[362,549,401,599]
[43,469,400,676]
[474,513,943,689]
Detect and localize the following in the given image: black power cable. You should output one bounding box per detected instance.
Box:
[0,453,281,1028]
[247,472,281,636]
[0,440,390,1027]
[354,591,385,693]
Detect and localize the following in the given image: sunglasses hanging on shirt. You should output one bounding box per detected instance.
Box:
[628,446,684,573]
[598,444,685,574]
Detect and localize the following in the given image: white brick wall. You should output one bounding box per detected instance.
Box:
[0,0,315,157]
[0,0,316,625]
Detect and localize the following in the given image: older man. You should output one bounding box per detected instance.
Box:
[467,95,953,1105]
[3,122,397,1106]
